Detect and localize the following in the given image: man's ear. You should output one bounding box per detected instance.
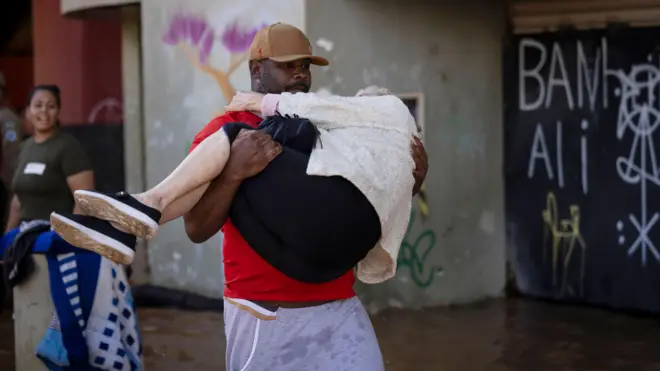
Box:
[249,60,261,79]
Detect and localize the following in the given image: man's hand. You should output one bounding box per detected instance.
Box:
[183,129,281,243]
[224,129,282,182]
[225,92,265,113]
[411,137,428,195]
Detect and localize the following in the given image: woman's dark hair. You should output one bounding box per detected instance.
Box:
[27,85,62,127]
[27,85,61,108]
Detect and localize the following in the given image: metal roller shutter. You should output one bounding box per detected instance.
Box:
[510,0,660,34]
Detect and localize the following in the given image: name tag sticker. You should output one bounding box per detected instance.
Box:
[24,162,46,175]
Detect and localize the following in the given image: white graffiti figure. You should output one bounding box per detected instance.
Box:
[613,64,660,266]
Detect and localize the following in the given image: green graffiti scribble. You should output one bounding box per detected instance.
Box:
[397,210,441,288]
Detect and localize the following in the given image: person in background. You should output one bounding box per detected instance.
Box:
[0,72,22,228]
[0,73,24,308]
[4,85,94,232]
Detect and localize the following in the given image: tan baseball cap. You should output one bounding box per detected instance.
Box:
[249,23,329,66]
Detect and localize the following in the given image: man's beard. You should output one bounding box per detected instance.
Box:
[257,74,310,94]
[259,83,310,94]
[285,82,310,93]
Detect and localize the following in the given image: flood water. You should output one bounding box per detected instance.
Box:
[2,298,660,370]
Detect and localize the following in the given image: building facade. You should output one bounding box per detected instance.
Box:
[59,0,660,313]
[60,0,508,310]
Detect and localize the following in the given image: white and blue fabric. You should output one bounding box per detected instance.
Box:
[1,227,142,370]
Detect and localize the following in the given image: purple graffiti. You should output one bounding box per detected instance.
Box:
[221,22,267,54]
[162,13,215,64]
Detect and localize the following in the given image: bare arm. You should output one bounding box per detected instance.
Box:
[66,170,95,214]
[4,195,20,233]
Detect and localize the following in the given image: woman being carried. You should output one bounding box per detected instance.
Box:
[51,87,420,284]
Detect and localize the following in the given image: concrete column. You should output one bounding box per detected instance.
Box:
[121,5,149,283]
[13,256,52,371]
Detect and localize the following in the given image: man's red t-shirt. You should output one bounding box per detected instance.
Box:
[189,111,356,301]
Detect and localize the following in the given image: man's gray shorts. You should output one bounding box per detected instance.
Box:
[224,296,385,371]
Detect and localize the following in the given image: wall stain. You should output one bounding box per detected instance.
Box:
[444,115,486,158]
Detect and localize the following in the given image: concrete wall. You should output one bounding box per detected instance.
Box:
[121,5,150,284]
[306,0,507,310]
[140,0,305,297]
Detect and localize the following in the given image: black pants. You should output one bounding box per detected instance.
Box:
[223,116,381,284]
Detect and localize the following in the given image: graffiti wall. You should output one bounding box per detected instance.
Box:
[505,28,660,312]
[141,0,305,297]
[307,0,506,310]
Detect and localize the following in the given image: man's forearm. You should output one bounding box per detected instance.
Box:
[183,170,242,243]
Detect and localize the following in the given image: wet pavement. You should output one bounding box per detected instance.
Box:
[2,298,660,370]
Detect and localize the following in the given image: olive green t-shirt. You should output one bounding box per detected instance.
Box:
[12,131,92,221]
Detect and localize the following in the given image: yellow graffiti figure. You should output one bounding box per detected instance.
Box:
[541,192,587,297]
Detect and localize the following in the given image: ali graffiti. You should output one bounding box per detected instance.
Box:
[397,210,441,288]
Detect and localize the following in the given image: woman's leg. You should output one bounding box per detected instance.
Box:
[133,115,315,220]
[74,127,234,239]
[135,129,230,212]
[158,183,209,224]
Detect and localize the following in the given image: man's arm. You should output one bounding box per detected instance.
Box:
[183,170,241,243]
[183,129,282,243]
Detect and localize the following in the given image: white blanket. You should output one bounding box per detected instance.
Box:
[277,92,418,284]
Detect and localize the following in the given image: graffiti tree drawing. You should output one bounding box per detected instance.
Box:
[162,12,266,103]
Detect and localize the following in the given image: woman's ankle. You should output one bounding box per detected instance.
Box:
[134,193,165,212]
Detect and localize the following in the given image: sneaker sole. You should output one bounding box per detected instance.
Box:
[74,190,158,240]
[50,213,135,265]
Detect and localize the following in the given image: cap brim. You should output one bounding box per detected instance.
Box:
[269,54,329,66]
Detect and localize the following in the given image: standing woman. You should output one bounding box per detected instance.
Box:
[4,85,94,231]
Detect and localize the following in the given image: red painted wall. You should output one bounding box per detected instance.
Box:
[81,20,122,123]
[32,0,122,125]
[0,56,33,110]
